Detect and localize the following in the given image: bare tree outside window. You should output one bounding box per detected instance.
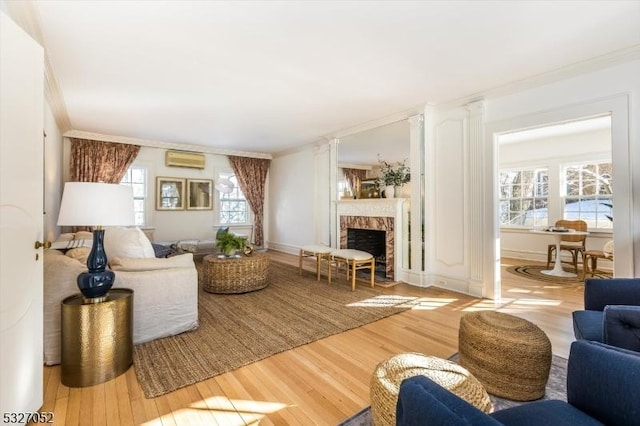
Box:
[499,168,548,227]
[564,162,612,229]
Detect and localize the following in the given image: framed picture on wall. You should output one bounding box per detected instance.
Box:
[187,179,213,210]
[156,177,186,210]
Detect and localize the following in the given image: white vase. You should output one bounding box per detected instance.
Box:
[384,185,395,198]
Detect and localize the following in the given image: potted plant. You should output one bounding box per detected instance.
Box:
[378,155,410,198]
[216,229,247,257]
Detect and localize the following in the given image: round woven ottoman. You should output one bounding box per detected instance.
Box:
[458,311,552,401]
[202,252,269,294]
[370,353,492,426]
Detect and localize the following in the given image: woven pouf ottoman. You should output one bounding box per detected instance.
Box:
[458,311,552,401]
[370,352,492,426]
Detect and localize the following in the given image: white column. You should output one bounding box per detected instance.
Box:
[329,138,339,248]
[467,100,485,295]
[408,114,424,273]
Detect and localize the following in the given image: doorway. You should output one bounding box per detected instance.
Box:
[486,94,632,301]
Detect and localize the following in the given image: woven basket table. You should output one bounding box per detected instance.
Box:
[370,352,492,426]
[458,311,552,401]
[202,252,269,294]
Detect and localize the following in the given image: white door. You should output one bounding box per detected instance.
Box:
[0,11,45,419]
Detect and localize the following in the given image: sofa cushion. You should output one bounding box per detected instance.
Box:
[490,400,602,426]
[110,253,194,271]
[573,310,604,342]
[104,226,155,259]
[65,247,91,264]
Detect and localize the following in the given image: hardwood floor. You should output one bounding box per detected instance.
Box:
[38,253,583,425]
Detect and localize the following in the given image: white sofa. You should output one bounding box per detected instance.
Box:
[43,249,199,365]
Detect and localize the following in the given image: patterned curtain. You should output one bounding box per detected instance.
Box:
[343,168,367,197]
[228,156,271,246]
[69,138,140,231]
[70,138,140,183]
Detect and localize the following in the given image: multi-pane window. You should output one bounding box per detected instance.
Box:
[218,173,248,224]
[499,168,548,227]
[120,166,146,226]
[564,162,612,229]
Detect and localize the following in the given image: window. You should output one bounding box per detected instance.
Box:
[120,165,146,226]
[564,162,612,229]
[499,168,548,227]
[218,172,248,224]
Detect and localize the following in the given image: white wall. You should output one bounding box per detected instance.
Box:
[132,146,253,243]
[43,101,63,241]
[267,145,321,254]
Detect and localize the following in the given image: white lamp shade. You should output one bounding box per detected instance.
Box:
[57,182,135,227]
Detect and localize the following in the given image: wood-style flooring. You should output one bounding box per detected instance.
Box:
[37,253,583,425]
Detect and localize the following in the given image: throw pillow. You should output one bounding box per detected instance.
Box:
[110,253,194,271]
[65,247,91,264]
[73,231,93,241]
[104,227,155,260]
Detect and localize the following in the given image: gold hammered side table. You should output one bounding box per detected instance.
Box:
[203,252,270,294]
[61,289,133,387]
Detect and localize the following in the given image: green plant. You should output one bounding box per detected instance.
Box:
[216,230,246,255]
[378,155,410,186]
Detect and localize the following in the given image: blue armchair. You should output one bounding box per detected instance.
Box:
[572,278,640,352]
[396,340,640,426]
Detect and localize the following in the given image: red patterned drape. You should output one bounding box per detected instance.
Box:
[228,156,271,246]
[69,138,140,231]
[343,168,367,197]
[70,138,140,183]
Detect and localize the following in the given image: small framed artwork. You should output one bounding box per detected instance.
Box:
[187,179,213,210]
[156,177,186,210]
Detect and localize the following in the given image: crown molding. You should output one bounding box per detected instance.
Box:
[438,44,640,110]
[63,130,273,159]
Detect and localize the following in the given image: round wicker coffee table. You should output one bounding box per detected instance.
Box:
[202,252,269,294]
[370,353,492,426]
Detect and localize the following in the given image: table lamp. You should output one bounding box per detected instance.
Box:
[57,182,134,302]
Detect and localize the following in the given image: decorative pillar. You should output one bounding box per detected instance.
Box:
[329,138,339,248]
[408,114,424,273]
[467,100,485,295]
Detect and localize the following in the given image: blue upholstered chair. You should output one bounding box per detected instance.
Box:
[396,340,640,426]
[572,278,640,352]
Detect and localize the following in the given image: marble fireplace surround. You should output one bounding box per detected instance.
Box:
[336,199,406,280]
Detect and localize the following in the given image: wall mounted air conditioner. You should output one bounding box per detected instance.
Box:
[165,150,206,169]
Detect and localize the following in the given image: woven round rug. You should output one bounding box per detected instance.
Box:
[506,265,611,284]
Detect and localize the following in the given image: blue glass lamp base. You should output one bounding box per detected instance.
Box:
[77,269,115,299]
[77,229,114,299]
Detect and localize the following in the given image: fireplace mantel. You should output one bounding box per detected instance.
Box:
[336,198,408,281]
[336,198,406,218]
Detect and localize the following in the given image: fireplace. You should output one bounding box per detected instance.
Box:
[347,228,387,278]
[336,198,406,281]
[339,216,394,279]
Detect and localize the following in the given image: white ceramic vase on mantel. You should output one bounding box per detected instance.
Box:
[384,185,395,198]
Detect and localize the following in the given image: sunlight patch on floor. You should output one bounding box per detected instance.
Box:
[462,299,502,311]
[346,295,457,310]
[406,297,458,310]
[144,397,290,426]
[511,298,562,306]
[346,295,417,308]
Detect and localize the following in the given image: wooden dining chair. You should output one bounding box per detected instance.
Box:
[546,219,588,273]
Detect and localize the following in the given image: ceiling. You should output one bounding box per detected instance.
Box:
[30,0,640,155]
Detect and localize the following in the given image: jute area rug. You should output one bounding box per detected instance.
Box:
[133,260,410,398]
[506,264,611,284]
[339,354,568,425]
